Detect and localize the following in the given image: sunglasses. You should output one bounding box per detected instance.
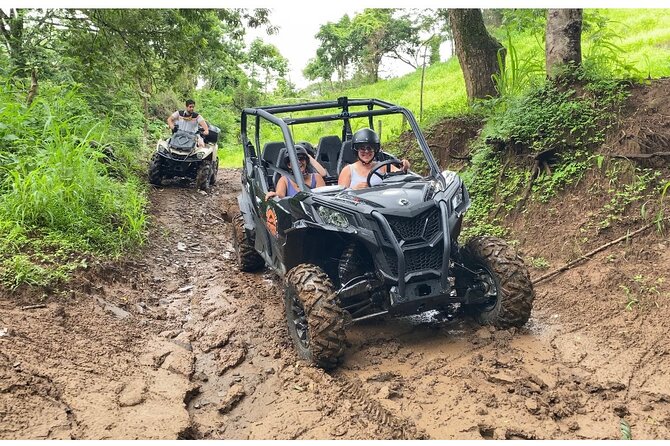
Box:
[356,145,376,153]
[289,155,308,164]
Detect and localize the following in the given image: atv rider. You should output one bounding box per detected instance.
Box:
[338,128,410,190]
[167,99,209,148]
[265,145,326,200]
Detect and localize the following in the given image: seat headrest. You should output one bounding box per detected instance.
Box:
[341,140,356,164]
[276,148,288,171]
[262,141,285,164]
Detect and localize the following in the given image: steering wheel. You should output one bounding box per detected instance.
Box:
[366,158,406,187]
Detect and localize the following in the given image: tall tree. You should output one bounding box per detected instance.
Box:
[448,9,505,103]
[245,38,288,94]
[545,9,583,80]
[313,15,353,82]
[350,9,420,82]
[0,9,62,80]
[303,56,334,85]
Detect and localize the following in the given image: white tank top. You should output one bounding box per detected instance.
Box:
[349,163,383,187]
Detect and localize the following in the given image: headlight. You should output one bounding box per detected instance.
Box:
[196,152,205,159]
[451,185,464,209]
[442,170,457,185]
[434,170,458,192]
[316,206,349,228]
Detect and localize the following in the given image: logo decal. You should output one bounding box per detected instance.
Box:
[398,198,410,206]
[266,207,278,237]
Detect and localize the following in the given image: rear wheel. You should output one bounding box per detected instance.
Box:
[231,213,264,272]
[148,153,163,185]
[285,264,346,370]
[460,236,534,328]
[195,160,212,192]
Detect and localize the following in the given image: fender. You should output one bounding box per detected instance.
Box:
[237,189,256,230]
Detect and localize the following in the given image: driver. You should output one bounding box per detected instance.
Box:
[338,128,410,190]
[167,99,209,148]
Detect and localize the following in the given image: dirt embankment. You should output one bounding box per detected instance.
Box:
[2,79,670,440]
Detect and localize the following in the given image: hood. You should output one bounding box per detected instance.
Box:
[336,182,437,216]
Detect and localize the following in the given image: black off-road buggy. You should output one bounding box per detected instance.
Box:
[232,97,534,369]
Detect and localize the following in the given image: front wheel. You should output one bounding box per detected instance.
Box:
[195,160,212,192]
[285,264,346,370]
[210,159,219,186]
[148,153,163,185]
[460,236,534,328]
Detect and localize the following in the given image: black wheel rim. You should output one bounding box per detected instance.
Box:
[474,264,499,311]
[289,292,309,349]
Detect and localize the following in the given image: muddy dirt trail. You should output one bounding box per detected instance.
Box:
[1,168,669,439]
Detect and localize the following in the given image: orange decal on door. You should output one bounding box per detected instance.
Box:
[266,207,278,237]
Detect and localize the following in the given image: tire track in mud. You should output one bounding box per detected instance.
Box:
[333,376,429,439]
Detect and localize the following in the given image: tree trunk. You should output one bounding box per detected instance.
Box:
[0,9,28,79]
[448,9,505,103]
[26,67,38,105]
[545,9,583,80]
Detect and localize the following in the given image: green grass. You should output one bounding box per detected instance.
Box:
[218,144,244,168]
[589,9,670,79]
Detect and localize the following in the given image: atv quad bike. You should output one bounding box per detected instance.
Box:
[149,124,220,191]
[233,97,534,369]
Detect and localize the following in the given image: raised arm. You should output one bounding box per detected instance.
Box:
[308,154,328,177]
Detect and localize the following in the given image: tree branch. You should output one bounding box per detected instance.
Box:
[532,217,668,285]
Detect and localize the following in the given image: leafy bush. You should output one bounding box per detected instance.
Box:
[483,74,628,153]
[0,81,148,289]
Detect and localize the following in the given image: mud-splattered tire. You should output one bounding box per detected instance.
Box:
[231,213,264,272]
[210,159,219,186]
[195,161,212,192]
[148,153,163,185]
[284,264,346,370]
[461,236,534,328]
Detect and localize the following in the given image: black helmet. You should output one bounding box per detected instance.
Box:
[352,128,380,153]
[284,144,309,164]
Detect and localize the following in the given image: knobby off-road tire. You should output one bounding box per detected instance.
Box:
[284,264,346,370]
[148,153,163,186]
[210,159,219,186]
[195,160,212,192]
[461,236,534,328]
[231,213,264,272]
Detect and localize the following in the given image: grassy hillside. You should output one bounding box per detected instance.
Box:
[218,8,670,168]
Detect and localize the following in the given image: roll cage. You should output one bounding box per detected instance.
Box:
[240,96,445,193]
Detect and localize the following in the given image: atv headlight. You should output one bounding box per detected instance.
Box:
[196,152,205,159]
[316,206,349,228]
[433,170,458,192]
[451,185,464,210]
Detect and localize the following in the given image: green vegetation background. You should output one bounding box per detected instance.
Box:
[1,8,669,289]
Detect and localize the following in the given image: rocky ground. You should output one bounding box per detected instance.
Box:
[2,79,670,439]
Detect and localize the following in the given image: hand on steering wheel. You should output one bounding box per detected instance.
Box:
[366,157,406,187]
